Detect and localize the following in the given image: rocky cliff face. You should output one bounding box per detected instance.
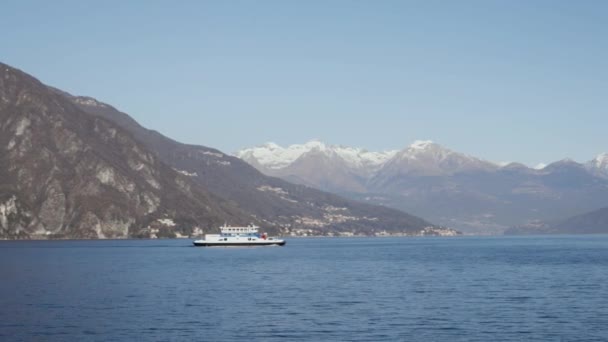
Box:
[0,63,250,239]
[0,62,450,238]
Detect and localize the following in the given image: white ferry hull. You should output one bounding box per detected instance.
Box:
[193,240,286,247]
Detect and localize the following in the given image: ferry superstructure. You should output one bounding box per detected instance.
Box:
[193,224,286,247]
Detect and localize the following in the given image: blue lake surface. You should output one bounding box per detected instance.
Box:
[1,235,608,341]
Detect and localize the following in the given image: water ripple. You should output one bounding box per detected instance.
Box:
[1,236,608,341]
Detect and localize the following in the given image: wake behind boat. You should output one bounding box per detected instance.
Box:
[193,224,286,247]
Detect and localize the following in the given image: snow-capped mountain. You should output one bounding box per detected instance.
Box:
[237,139,497,180]
[374,140,498,179]
[236,140,397,173]
[236,140,501,194]
[586,153,608,177]
[236,140,398,193]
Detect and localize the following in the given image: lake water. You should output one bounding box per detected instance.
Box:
[1,236,608,341]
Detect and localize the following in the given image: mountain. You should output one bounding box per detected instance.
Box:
[238,140,498,191]
[237,141,397,193]
[237,140,396,174]
[586,153,608,178]
[368,140,498,188]
[505,206,608,235]
[237,141,608,234]
[0,63,252,239]
[0,62,456,238]
[549,207,608,234]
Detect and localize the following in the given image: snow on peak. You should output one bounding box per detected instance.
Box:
[235,140,398,170]
[398,140,452,160]
[236,139,506,177]
[385,139,499,175]
[409,140,435,150]
[262,142,281,150]
[593,153,608,164]
[533,163,547,170]
[303,140,327,151]
[236,142,307,169]
[589,152,608,171]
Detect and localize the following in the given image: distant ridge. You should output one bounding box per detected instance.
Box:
[505,206,608,235]
[237,140,608,234]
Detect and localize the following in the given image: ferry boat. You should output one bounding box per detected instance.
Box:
[193,224,286,247]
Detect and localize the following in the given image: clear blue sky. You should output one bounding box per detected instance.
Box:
[2,0,607,166]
